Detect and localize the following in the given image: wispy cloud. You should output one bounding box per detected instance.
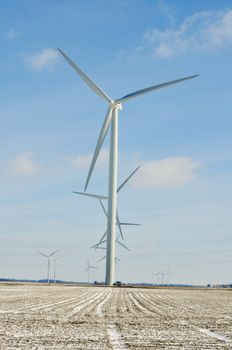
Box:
[24,48,60,71]
[65,148,109,171]
[8,152,40,176]
[132,157,201,188]
[116,46,145,63]
[145,9,232,58]
[156,0,176,25]
[6,29,21,39]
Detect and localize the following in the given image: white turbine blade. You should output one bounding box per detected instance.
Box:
[91,243,98,249]
[97,256,106,263]
[97,246,107,250]
[119,222,141,226]
[48,250,58,257]
[96,239,107,246]
[90,266,97,269]
[99,199,107,217]
[116,75,199,103]
[38,252,48,258]
[116,210,124,240]
[73,191,108,200]
[58,49,113,103]
[85,107,113,191]
[117,166,140,193]
[116,240,131,251]
[92,239,107,249]
[91,230,107,249]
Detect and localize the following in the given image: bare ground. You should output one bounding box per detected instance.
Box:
[0,284,231,349]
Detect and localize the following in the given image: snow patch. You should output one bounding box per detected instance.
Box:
[108,325,127,350]
[96,290,112,317]
[198,328,231,343]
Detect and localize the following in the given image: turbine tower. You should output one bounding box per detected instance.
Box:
[58,48,198,286]
[53,258,58,284]
[38,250,58,284]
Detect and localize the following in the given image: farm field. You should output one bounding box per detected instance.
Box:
[0,284,231,349]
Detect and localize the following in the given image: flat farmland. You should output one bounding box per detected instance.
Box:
[0,284,231,349]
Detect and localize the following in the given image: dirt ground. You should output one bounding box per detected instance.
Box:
[0,284,231,349]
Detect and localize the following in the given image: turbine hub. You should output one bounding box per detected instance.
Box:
[110,101,122,110]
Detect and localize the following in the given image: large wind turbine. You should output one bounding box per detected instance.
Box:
[58,48,198,286]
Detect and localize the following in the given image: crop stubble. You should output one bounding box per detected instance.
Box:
[0,284,231,349]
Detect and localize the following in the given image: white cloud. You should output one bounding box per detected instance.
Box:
[6,29,20,39]
[66,148,109,170]
[132,157,201,188]
[9,152,40,176]
[145,9,232,58]
[25,48,60,71]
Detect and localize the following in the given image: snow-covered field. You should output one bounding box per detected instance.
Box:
[0,284,231,349]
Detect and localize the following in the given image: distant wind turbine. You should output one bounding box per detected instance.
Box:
[38,250,58,284]
[152,272,161,286]
[58,48,198,286]
[84,260,97,284]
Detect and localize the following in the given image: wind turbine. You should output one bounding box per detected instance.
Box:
[84,260,97,284]
[159,269,172,285]
[58,48,198,286]
[38,250,58,284]
[152,272,161,286]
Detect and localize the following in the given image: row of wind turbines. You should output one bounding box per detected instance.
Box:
[57,48,198,286]
[38,251,97,284]
[38,250,172,286]
[152,270,172,285]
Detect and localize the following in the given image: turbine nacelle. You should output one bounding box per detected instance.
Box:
[109,101,122,110]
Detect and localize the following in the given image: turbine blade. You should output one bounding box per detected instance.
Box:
[95,239,107,246]
[48,250,58,257]
[119,222,141,226]
[116,210,124,240]
[116,75,199,103]
[58,49,113,103]
[117,166,140,193]
[85,107,113,191]
[116,240,131,251]
[116,234,120,240]
[99,199,108,217]
[38,252,48,257]
[91,230,107,249]
[91,243,98,249]
[97,256,106,263]
[73,191,108,200]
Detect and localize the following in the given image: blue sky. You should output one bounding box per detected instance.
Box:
[0,0,232,285]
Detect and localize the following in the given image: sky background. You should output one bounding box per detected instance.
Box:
[0,0,232,285]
